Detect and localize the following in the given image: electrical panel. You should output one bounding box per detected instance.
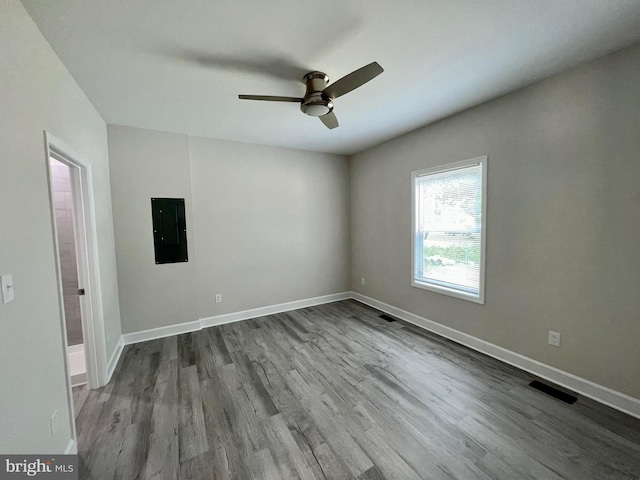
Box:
[151,198,188,264]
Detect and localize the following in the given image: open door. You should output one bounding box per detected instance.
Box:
[49,156,87,387]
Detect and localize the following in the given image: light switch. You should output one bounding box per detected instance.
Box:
[1,274,15,304]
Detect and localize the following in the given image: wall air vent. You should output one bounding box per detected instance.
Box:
[529,380,577,404]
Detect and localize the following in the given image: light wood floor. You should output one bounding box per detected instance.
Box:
[73,300,640,479]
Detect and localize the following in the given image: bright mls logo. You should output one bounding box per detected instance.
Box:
[0,455,77,479]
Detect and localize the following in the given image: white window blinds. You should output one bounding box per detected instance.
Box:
[412,157,486,303]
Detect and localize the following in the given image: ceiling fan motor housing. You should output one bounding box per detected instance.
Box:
[301,71,333,117]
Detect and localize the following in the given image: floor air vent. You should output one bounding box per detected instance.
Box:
[379,314,397,322]
[529,380,577,404]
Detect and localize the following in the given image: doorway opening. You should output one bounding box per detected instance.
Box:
[45,133,111,453]
[49,157,87,386]
[45,132,111,393]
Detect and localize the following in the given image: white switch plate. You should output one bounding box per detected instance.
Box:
[215,294,222,303]
[1,274,15,303]
[361,277,365,286]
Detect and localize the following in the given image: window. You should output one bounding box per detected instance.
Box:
[412,156,487,303]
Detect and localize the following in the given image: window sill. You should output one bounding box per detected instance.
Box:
[411,279,485,305]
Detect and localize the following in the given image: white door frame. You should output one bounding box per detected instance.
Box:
[44,132,109,392]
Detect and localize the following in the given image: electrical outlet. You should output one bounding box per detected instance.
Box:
[361,277,365,286]
[548,331,561,347]
[50,410,58,439]
[215,294,222,303]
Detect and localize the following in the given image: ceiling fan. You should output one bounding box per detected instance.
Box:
[238,62,383,129]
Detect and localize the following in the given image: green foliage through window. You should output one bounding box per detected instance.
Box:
[423,245,480,264]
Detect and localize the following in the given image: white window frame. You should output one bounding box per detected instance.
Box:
[411,156,487,304]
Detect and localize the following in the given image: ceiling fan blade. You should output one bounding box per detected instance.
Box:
[320,111,339,129]
[238,95,303,102]
[323,62,384,100]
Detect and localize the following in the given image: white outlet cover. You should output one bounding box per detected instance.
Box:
[1,274,15,303]
[548,331,561,347]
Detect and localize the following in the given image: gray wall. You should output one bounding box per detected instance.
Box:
[0,0,121,453]
[350,42,640,399]
[108,126,197,333]
[189,136,350,319]
[108,127,350,333]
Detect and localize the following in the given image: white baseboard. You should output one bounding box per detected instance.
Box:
[122,320,201,346]
[71,372,87,387]
[200,292,351,328]
[64,439,77,454]
[351,292,640,420]
[121,292,351,345]
[106,336,125,382]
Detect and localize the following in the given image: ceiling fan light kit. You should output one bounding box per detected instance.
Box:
[238,61,384,129]
[300,71,333,117]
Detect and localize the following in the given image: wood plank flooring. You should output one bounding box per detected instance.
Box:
[73,300,640,479]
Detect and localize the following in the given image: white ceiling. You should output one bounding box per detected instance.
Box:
[21,0,640,155]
